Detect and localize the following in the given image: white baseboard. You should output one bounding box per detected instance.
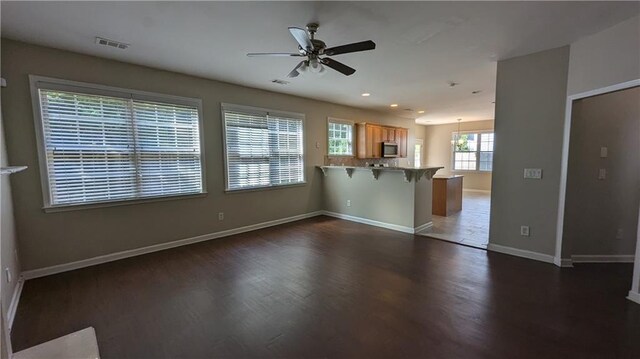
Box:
[321,211,415,234]
[7,278,24,331]
[413,221,433,234]
[628,291,640,305]
[571,255,635,263]
[22,211,324,280]
[463,189,491,194]
[487,244,555,264]
[554,257,574,267]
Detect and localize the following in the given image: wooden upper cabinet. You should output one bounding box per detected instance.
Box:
[397,128,408,158]
[356,123,408,159]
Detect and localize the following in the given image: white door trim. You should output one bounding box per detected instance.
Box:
[554,79,640,264]
[552,79,640,305]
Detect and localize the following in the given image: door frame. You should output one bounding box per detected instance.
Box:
[552,79,640,303]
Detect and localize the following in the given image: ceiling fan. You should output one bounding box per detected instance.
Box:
[247,23,376,77]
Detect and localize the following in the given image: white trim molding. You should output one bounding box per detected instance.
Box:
[487,244,555,264]
[321,211,415,234]
[571,255,635,263]
[462,189,492,194]
[554,257,574,267]
[22,211,323,280]
[554,79,640,264]
[7,278,24,331]
[414,222,434,234]
[628,291,640,305]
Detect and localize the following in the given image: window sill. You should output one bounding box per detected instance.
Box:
[43,192,208,213]
[225,181,307,194]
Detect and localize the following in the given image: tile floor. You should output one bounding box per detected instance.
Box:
[421,190,490,249]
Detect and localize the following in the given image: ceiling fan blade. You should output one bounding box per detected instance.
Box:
[324,40,376,56]
[288,27,313,51]
[287,61,306,78]
[320,58,356,76]
[247,53,303,57]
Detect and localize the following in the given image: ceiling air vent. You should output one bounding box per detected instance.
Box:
[271,79,290,85]
[95,37,130,50]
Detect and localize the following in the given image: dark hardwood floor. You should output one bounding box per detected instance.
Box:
[12,216,640,358]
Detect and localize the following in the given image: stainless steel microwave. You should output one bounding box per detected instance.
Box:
[382,142,399,157]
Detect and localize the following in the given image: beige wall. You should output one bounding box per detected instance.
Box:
[423,120,494,191]
[568,16,640,96]
[562,87,639,257]
[0,39,425,271]
[322,168,433,230]
[490,46,570,257]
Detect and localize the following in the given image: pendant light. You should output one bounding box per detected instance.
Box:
[452,118,463,150]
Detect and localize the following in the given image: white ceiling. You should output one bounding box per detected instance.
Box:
[2,1,638,125]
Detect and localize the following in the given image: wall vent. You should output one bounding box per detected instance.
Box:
[271,79,290,85]
[95,37,130,50]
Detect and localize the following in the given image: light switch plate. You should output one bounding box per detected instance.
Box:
[600,147,608,158]
[524,168,542,179]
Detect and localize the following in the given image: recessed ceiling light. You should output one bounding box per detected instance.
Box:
[418,110,425,114]
[361,93,370,97]
[390,104,398,107]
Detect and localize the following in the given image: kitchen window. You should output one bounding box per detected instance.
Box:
[327,118,354,156]
[30,76,205,211]
[452,132,494,172]
[222,103,305,191]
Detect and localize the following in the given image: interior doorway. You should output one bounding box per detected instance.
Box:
[554,80,640,304]
[418,121,495,249]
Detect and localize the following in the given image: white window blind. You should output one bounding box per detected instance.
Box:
[35,83,204,208]
[222,105,304,191]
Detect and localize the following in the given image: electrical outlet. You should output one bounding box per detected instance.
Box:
[346,200,351,207]
[315,141,320,149]
[218,212,224,221]
[523,168,542,179]
[5,268,11,283]
[616,228,623,240]
[520,226,530,237]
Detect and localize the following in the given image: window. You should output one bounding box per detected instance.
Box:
[222,104,304,191]
[414,139,424,167]
[452,132,494,171]
[327,118,353,156]
[31,76,205,210]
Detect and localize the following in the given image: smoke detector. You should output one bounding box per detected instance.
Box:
[95,37,130,50]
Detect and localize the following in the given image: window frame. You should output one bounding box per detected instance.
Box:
[220,103,306,193]
[29,75,207,212]
[451,130,494,173]
[326,117,354,157]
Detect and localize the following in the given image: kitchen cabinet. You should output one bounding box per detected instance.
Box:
[356,123,408,159]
